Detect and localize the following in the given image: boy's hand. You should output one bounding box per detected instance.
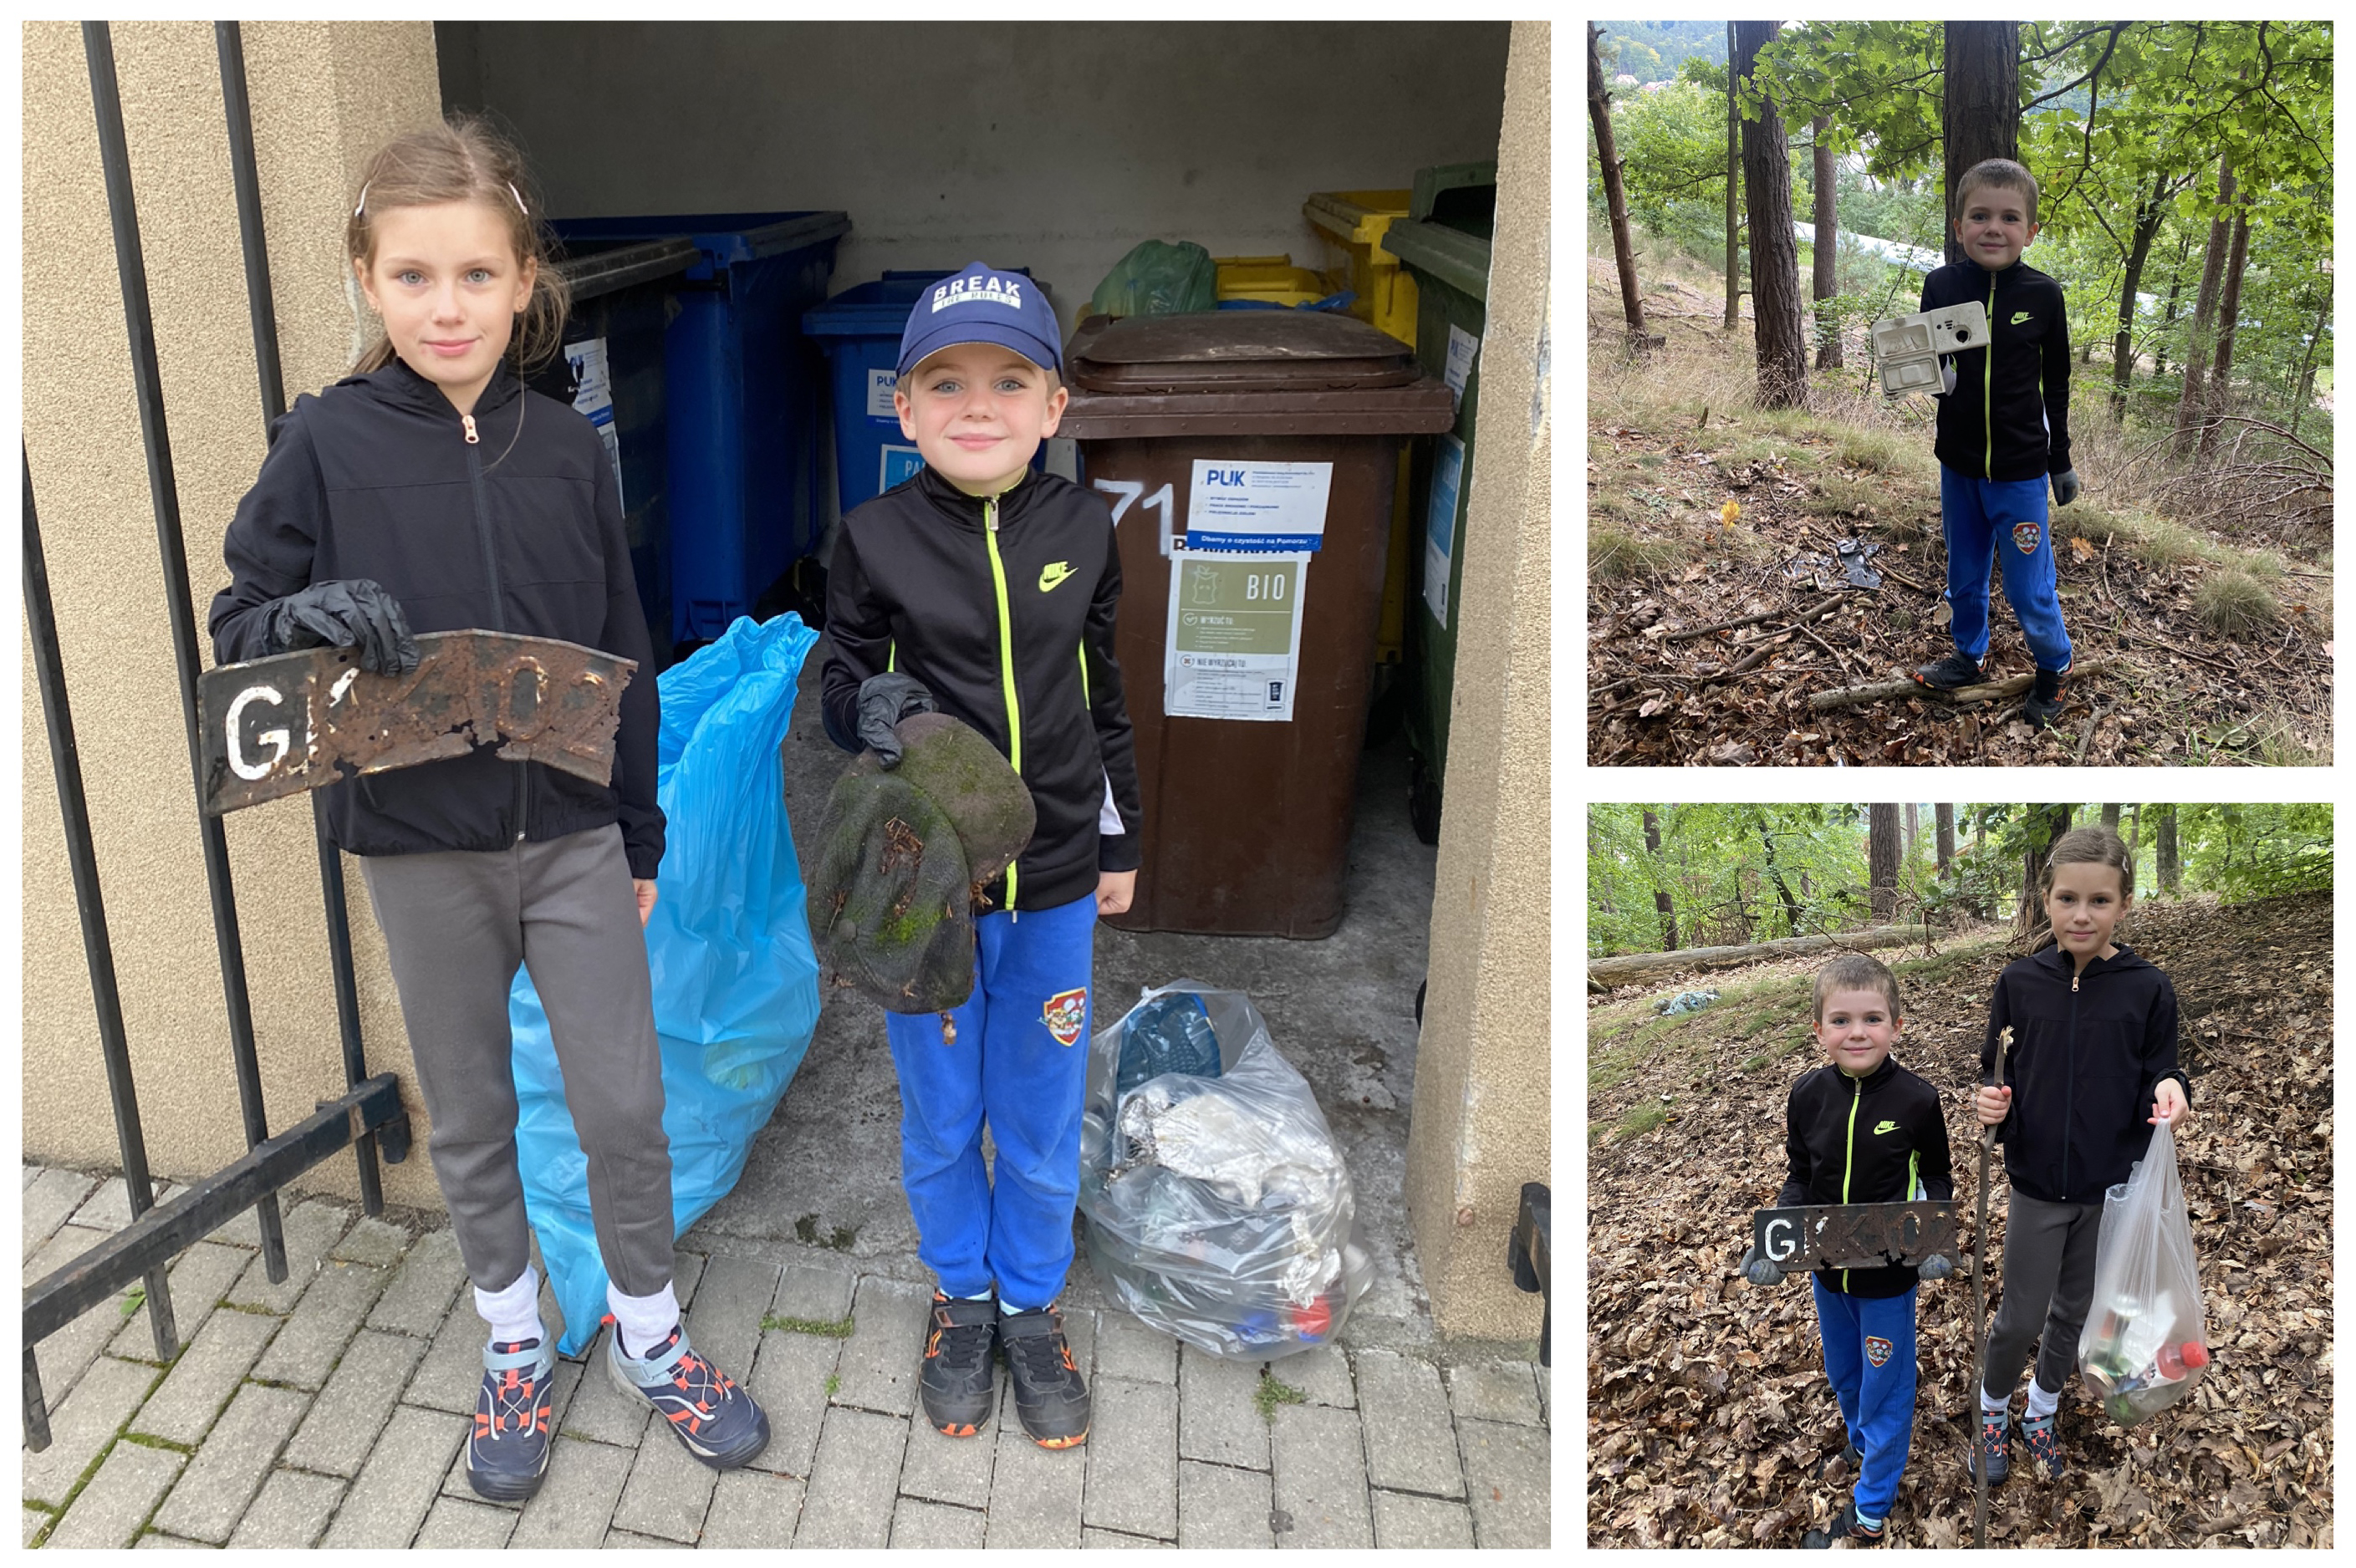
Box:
[633,879,657,927]
[1975,1083,2012,1128]
[1739,1244,1785,1287]
[2052,469,2081,507]
[2149,1078,2191,1131]
[1095,869,1136,917]
[855,674,936,768]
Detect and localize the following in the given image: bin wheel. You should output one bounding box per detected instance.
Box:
[1407,752,1442,846]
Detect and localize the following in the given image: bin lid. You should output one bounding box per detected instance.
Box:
[552,236,701,303]
[1380,218,1491,303]
[1067,312,1420,395]
[549,211,850,281]
[803,268,1034,338]
[1410,162,1498,232]
[1303,190,1412,247]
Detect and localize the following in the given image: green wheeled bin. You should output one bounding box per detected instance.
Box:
[1381,162,1496,846]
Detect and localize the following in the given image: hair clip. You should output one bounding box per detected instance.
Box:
[354,181,370,219]
[508,181,527,215]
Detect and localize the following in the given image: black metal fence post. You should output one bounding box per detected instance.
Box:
[83,18,288,1282]
[214,19,388,1217]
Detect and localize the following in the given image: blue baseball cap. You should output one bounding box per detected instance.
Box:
[896,262,1063,378]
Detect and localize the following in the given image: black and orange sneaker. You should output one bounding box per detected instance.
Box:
[1914,649,1988,690]
[466,1337,555,1502]
[2019,664,2069,731]
[998,1303,1089,1449]
[920,1291,999,1438]
[1802,1498,1887,1547]
[606,1318,771,1469]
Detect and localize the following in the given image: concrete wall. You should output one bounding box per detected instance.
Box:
[1403,21,1551,1341]
[433,20,1512,337]
[21,20,447,1208]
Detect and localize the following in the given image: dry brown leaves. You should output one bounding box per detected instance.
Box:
[1587,892,2333,1548]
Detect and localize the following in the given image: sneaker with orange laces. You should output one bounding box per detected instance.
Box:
[605,1317,771,1469]
[467,1337,555,1502]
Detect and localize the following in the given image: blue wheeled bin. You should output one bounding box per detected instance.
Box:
[549,211,850,646]
[802,268,1042,516]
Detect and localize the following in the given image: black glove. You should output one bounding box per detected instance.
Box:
[1917,1253,1954,1282]
[1739,1244,1786,1287]
[856,673,936,769]
[263,579,419,676]
[2052,469,2081,507]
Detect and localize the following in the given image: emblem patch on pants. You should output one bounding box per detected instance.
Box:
[2012,519,2042,555]
[1865,1335,1894,1368]
[1043,988,1088,1047]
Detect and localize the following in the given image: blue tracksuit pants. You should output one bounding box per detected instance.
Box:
[884,893,1097,1311]
[1812,1275,1918,1521]
[1939,465,2073,675]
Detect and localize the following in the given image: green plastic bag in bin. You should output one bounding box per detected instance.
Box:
[1089,240,1216,318]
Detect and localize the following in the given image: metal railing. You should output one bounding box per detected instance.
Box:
[22,20,412,1451]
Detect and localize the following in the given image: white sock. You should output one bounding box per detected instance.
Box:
[957,1290,993,1301]
[1000,1296,1052,1316]
[474,1264,544,1347]
[2024,1377,2061,1421]
[1979,1384,2012,1417]
[607,1280,681,1360]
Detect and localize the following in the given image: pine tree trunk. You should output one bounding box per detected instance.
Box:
[2196,208,2253,461]
[1645,809,1680,949]
[1725,22,1740,331]
[1905,801,1920,858]
[1735,21,1807,409]
[1941,22,2022,267]
[2175,155,2236,456]
[1588,25,1655,359]
[1935,804,1956,876]
[1811,115,1843,368]
[1869,803,1902,924]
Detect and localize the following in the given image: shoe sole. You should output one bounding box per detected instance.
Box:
[1027,1426,1089,1450]
[465,1460,548,1504]
[607,1350,773,1469]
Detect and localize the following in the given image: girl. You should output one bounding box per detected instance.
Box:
[1968,826,2190,1489]
[207,118,767,1501]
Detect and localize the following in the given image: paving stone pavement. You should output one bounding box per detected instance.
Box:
[19,1163,1550,1547]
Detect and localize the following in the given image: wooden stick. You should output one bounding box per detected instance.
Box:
[1808,655,2115,713]
[1662,594,1849,644]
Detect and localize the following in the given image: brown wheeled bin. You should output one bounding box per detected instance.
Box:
[1058,312,1456,938]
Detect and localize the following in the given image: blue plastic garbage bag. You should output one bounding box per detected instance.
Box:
[510,613,823,1354]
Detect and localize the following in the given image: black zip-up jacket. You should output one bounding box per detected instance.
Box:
[208,359,664,878]
[1982,942,2188,1204]
[819,462,1143,913]
[1923,257,2074,482]
[1779,1056,1956,1298]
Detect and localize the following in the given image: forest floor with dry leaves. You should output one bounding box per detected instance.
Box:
[1587,270,2333,768]
[1586,892,2333,1548]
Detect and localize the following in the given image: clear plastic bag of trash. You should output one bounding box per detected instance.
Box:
[2076,1122,2211,1426]
[509,613,824,1354]
[1089,240,1217,319]
[1079,981,1371,1361]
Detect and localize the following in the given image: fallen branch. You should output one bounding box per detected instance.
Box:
[1663,594,1849,644]
[1808,655,2116,713]
[1589,923,1935,988]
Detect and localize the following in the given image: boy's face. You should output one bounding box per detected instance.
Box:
[2045,861,2129,962]
[895,343,1068,497]
[1954,185,2039,271]
[1813,987,1899,1077]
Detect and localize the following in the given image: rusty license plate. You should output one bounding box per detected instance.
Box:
[199,630,635,816]
[1752,1201,1959,1272]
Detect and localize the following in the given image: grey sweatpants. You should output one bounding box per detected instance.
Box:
[1981,1186,2104,1402]
[360,825,674,1298]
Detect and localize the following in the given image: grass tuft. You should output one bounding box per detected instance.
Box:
[2194,569,2280,639]
[762,1312,856,1339]
[1615,1101,1672,1142]
[1589,524,1689,582]
[1253,1372,1307,1424]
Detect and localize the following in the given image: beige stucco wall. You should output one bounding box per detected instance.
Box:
[21,20,446,1208]
[1403,18,1552,1341]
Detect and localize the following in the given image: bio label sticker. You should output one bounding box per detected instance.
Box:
[1163,551,1308,722]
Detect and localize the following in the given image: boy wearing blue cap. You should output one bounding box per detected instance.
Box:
[818,263,1144,1449]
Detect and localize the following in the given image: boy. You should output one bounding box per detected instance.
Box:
[1910,157,2081,729]
[818,262,1144,1449]
[1742,954,1955,1547]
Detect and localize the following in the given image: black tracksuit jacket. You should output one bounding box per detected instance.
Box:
[818,462,1144,914]
[208,359,665,878]
[1779,1056,1955,1298]
[1922,257,2075,482]
[1982,942,2189,1204]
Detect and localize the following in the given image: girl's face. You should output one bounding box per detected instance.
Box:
[354,200,536,413]
[2045,861,2129,963]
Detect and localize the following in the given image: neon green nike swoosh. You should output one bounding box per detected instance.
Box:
[1038,561,1077,593]
[1874,1120,1900,1135]
[2011,312,2032,325]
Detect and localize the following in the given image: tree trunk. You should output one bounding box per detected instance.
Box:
[2195,206,2253,460]
[1588,25,1655,359]
[2017,802,2072,940]
[1811,114,1843,368]
[2292,300,2328,440]
[2109,179,2168,416]
[1941,21,2022,267]
[2127,802,2141,882]
[1589,923,1933,988]
[1735,21,1807,409]
[1725,22,1740,331]
[2155,803,2180,898]
[2175,155,2236,456]
[2101,802,2122,831]
[1644,809,1679,949]
[1904,801,1920,859]
[1935,804,1956,876]
[2155,232,2192,377]
[1868,803,1902,924]
[1761,823,1805,937]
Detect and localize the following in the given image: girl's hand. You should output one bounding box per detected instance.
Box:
[1975,1084,2012,1128]
[1095,870,1136,918]
[633,878,658,927]
[2150,1078,2190,1131]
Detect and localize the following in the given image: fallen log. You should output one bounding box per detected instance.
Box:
[1588,923,1933,988]
[1808,655,2116,714]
